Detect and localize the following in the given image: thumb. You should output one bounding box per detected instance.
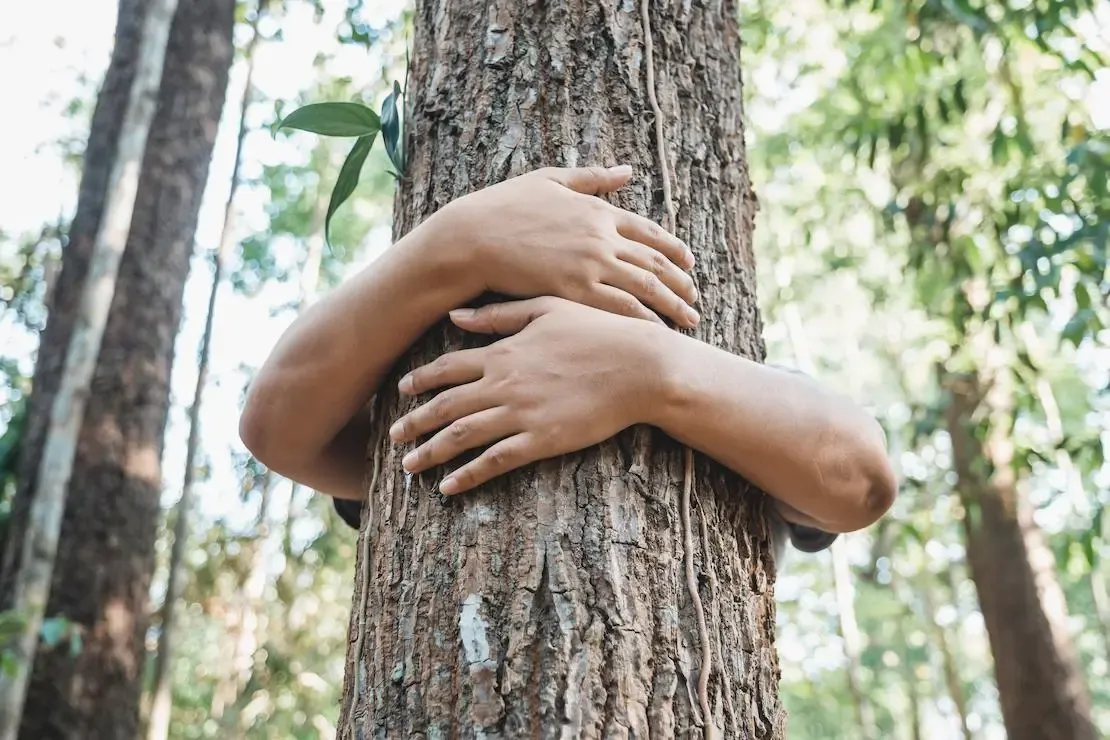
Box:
[449,298,558,335]
[537,165,633,195]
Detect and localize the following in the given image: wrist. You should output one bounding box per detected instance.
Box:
[637,324,692,429]
[403,205,484,303]
[423,196,488,296]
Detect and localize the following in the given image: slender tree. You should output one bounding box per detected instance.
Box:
[339,1,784,736]
[145,5,267,737]
[0,0,234,735]
[0,0,179,733]
[945,365,1097,740]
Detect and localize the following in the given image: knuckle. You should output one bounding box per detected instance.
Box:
[650,252,667,276]
[621,295,642,317]
[429,397,451,423]
[449,420,469,439]
[640,272,659,297]
[487,446,508,469]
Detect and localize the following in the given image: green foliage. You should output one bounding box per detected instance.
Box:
[325,133,377,246]
[277,102,380,138]
[275,83,404,247]
[380,81,404,176]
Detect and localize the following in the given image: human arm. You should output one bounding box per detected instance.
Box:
[391,298,896,534]
[238,166,699,498]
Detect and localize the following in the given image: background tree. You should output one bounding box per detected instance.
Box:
[0,0,235,735]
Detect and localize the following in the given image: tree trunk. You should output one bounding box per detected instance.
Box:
[781,302,876,739]
[830,539,876,740]
[145,6,264,737]
[944,368,1097,740]
[339,1,780,737]
[210,472,275,726]
[921,578,971,740]
[0,0,179,732]
[0,0,234,735]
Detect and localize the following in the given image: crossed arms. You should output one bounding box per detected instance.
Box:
[239,166,897,535]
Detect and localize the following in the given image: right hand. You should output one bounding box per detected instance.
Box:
[438,165,700,328]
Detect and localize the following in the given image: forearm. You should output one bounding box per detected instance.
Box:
[239,212,475,498]
[650,332,896,533]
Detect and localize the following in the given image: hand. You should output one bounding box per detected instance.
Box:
[439,166,700,328]
[388,298,669,494]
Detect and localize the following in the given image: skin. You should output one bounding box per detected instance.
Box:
[240,166,897,534]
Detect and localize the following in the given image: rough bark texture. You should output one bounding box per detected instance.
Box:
[0,0,234,735]
[340,1,783,737]
[945,371,1097,740]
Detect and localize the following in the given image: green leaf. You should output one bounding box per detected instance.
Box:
[277,102,380,138]
[380,81,404,175]
[325,133,377,246]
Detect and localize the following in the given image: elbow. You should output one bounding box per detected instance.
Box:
[815,420,898,533]
[239,380,281,471]
[862,453,898,527]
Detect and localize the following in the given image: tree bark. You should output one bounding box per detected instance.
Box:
[943,368,1097,740]
[0,0,234,736]
[145,7,264,736]
[339,1,780,737]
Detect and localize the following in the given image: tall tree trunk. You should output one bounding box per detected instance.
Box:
[211,473,275,726]
[0,0,179,732]
[921,578,971,740]
[145,7,265,737]
[943,367,1097,740]
[0,0,234,736]
[831,539,876,740]
[339,1,780,737]
[781,303,876,739]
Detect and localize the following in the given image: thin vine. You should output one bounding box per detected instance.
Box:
[640,1,717,736]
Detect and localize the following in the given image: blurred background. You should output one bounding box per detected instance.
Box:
[0,0,1107,738]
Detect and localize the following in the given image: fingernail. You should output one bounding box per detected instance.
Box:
[685,307,700,326]
[449,308,475,321]
[398,374,414,394]
[402,450,417,471]
[440,476,459,495]
[609,164,632,176]
[684,249,695,268]
[389,421,404,440]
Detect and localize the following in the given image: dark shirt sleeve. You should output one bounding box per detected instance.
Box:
[332,497,363,529]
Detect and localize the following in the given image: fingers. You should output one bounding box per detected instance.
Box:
[449,298,560,335]
[603,262,700,328]
[535,164,633,195]
[583,285,665,324]
[401,407,518,475]
[390,382,489,443]
[439,433,538,495]
[615,211,694,270]
[617,240,699,307]
[399,348,485,395]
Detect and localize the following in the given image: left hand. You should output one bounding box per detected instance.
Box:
[388,298,668,495]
